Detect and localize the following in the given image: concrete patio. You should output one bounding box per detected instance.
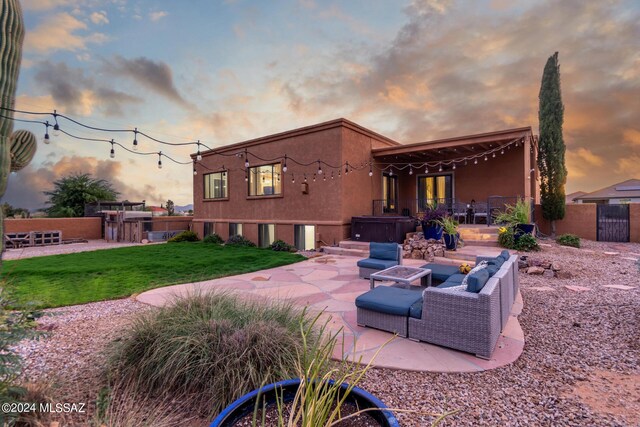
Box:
[137,254,524,373]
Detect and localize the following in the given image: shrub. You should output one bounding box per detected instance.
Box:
[556,233,580,248]
[514,234,540,251]
[498,226,516,249]
[106,292,314,418]
[225,234,256,247]
[270,239,296,252]
[493,198,531,225]
[167,230,199,243]
[202,233,224,244]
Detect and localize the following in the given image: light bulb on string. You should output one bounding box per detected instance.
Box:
[474,158,478,165]
[425,166,429,174]
[464,160,468,166]
[484,155,488,161]
[222,166,226,177]
[304,174,308,183]
[109,140,115,159]
[332,171,335,179]
[244,149,249,168]
[345,162,349,175]
[283,155,288,173]
[133,128,138,151]
[515,141,519,147]
[501,148,505,155]
[323,174,326,181]
[196,141,202,161]
[338,169,341,178]
[193,161,197,176]
[438,164,443,172]
[389,168,393,176]
[313,174,316,182]
[492,152,496,158]
[452,163,456,170]
[368,162,373,177]
[317,160,323,175]
[409,166,413,175]
[158,152,163,169]
[43,121,50,144]
[291,174,295,183]
[52,110,60,137]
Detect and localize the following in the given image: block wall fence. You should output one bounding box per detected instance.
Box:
[535,203,640,243]
[4,217,103,240]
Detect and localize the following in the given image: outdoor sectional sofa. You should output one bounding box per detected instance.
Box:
[355,250,518,359]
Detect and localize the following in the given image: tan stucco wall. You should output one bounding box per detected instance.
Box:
[535,203,597,240]
[5,217,103,239]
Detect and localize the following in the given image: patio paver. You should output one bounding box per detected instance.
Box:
[137,255,525,373]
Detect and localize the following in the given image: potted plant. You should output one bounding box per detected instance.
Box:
[417,200,448,241]
[210,313,403,427]
[435,216,460,251]
[493,198,533,240]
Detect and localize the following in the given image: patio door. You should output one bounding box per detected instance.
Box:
[382,173,398,213]
[417,174,453,211]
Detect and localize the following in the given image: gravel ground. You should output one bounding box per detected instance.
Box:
[13,239,640,426]
[2,240,146,260]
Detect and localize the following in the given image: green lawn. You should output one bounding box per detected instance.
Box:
[2,243,305,309]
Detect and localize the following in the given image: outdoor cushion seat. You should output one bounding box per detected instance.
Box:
[420,263,460,282]
[356,258,399,271]
[466,268,490,293]
[409,299,423,319]
[437,273,466,288]
[355,286,423,317]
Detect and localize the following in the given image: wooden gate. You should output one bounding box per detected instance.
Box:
[597,204,629,242]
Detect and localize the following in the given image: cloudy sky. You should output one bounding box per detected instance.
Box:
[5,0,640,209]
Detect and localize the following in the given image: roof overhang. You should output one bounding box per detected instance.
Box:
[372,127,534,163]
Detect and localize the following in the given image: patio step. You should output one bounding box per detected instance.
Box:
[321,241,369,257]
[444,245,503,262]
[460,239,500,247]
[339,241,370,250]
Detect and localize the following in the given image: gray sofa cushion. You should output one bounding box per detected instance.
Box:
[370,242,399,261]
[355,286,423,316]
[438,273,466,288]
[420,263,460,282]
[467,269,490,293]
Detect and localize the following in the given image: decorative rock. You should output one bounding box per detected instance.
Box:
[564,285,591,292]
[527,266,545,275]
[543,269,555,278]
[551,263,561,271]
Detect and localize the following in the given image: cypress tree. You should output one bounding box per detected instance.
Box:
[537,52,567,237]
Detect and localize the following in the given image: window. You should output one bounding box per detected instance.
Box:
[258,224,275,248]
[294,225,315,250]
[203,222,215,236]
[229,223,243,237]
[204,171,228,199]
[248,163,282,196]
[418,174,452,210]
[382,173,398,212]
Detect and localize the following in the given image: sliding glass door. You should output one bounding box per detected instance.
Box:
[417,174,453,211]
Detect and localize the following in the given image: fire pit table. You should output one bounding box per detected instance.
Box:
[369,265,432,289]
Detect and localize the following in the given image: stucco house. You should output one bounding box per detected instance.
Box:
[572,179,640,205]
[192,118,539,249]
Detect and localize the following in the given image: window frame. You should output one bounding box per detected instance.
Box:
[258,223,275,248]
[203,171,229,200]
[247,163,283,198]
[294,224,315,251]
[229,223,243,237]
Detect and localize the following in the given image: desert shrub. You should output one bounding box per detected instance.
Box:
[225,234,256,247]
[514,234,540,251]
[270,239,296,252]
[202,233,224,244]
[556,233,580,248]
[167,230,199,243]
[497,226,515,249]
[106,292,315,418]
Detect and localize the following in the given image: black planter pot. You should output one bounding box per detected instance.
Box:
[443,233,458,251]
[210,379,400,427]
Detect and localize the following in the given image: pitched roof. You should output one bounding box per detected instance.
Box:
[566,191,587,202]
[574,179,640,201]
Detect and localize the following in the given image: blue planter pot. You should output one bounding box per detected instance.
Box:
[514,223,535,241]
[422,222,443,240]
[443,233,458,251]
[210,378,399,427]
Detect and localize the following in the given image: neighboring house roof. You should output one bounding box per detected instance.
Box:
[565,191,587,203]
[574,179,640,201]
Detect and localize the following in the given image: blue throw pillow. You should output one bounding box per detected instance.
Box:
[467,269,490,293]
[500,250,510,262]
[486,264,499,277]
[370,242,398,261]
[488,256,504,268]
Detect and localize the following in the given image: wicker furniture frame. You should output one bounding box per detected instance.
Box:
[357,308,409,337]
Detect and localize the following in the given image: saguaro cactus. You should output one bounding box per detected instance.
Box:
[9,129,36,171]
[1,0,27,253]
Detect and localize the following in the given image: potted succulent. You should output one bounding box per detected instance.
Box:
[417,200,448,241]
[435,216,460,251]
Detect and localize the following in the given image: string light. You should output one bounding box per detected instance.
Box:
[425,166,429,174]
[109,140,115,158]
[332,171,335,179]
[133,128,138,151]
[43,121,50,144]
[304,174,308,183]
[409,165,413,175]
[317,160,323,175]
[244,149,249,168]
[389,168,393,176]
[193,161,197,176]
[369,162,373,177]
[484,155,488,161]
[345,162,349,175]
[196,141,202,161]
[283,155,288,173]
[492,152,496,158]
[474,158,478,165]
[501,148,505,155]
[157,152,163,169]
[438,164,443,172]
[313,174,316,182]
[52,110,60,137]
[291,173,295,183]
[452,163,456,170]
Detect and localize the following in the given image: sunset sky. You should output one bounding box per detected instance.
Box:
[5,0,640,209]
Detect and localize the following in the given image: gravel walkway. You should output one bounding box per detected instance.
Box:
[13,239,640,426]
